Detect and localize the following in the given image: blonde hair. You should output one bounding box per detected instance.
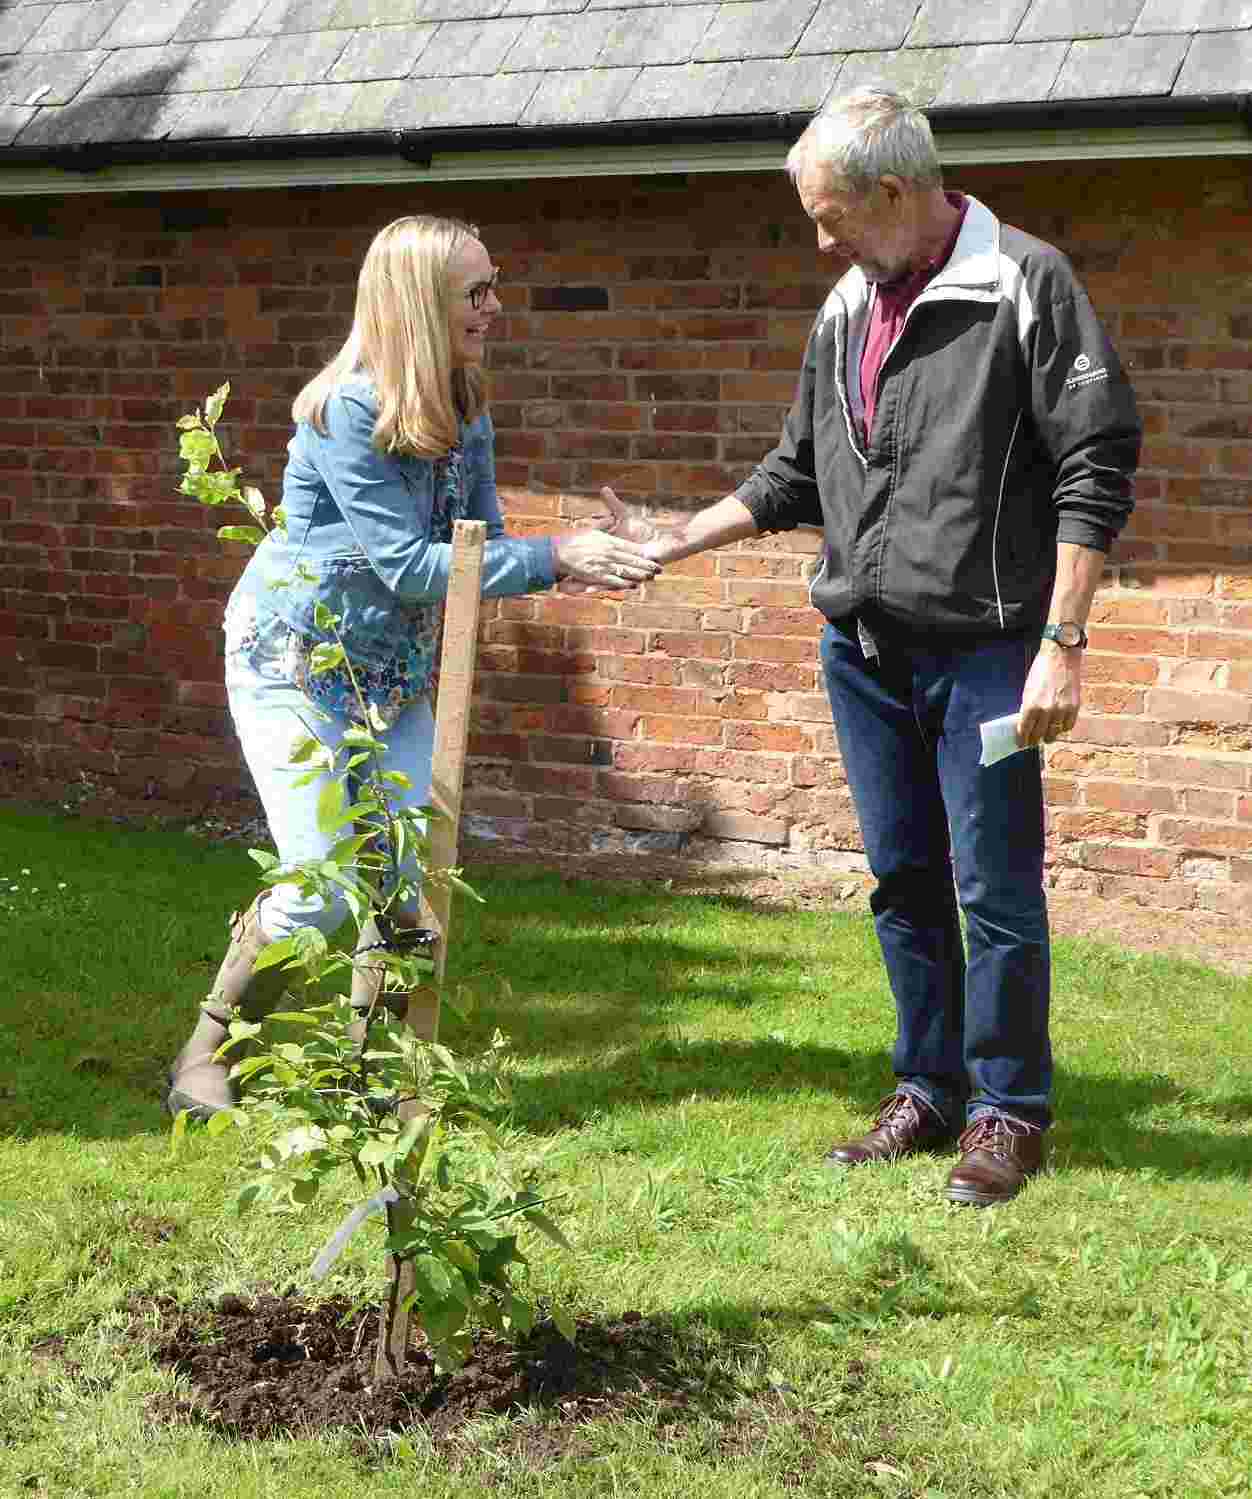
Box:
[293,214,488,458]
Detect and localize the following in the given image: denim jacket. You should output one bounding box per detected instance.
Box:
[225,377,556,721]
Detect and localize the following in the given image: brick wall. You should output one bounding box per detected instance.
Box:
[0,156,1249,913]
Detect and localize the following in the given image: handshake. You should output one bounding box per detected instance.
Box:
[550,486,679,592]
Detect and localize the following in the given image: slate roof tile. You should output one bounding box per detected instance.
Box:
[797,0,922,54]
[165,84,279,136]
[251,0,343,35]
[717,51,839,111]
[410,17,527,76]
[1135,1,1252,34]
[26,1,129,53]
[0,45,102,104]
[1017,0,1143,43]
[597,5,717,68]
[326,22,437,80]
[833,44,960,105]
[400,68,542,125]
[615,59,739,117]
[521,64,637,123]
[907,0,1031,48]
[245,28,353,84]
[933,39,1068,103]
[694,0,820,62]
[413,0,506,18]
[247,78,357,131]
[1051,33,1189,97]
[172,0,271,43]
[335,73,403,127]
[502,0,592,14]
[0,101,35,143]
[79,38,269,96]
[330,0,417,23]
[1174,28,1252,93]
[96,0,200,49]
[17,89,187,145]
[503,11,606,71]
[0,5,53,53]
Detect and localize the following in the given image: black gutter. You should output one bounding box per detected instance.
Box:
[2,94,1249,177]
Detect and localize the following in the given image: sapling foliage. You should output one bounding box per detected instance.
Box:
[172,384,574,1376]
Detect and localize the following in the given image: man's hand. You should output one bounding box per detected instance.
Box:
[1017,642,1082,747]
[597,487,662,544]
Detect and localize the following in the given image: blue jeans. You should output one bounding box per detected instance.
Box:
[225,649,435,941]
[820,619,1052,1128]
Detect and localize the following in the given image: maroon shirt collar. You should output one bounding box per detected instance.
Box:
[875,192,968,310]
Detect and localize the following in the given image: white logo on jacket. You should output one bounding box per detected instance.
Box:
[1066,351,1107,392]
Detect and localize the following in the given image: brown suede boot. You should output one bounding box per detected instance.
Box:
[348,912,440,1047]
[165,895,292,1121]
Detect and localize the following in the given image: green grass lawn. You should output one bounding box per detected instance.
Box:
[1,804,1249,1499]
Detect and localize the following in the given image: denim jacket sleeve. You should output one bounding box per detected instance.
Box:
[316,388,557,602]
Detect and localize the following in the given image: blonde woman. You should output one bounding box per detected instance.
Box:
[166,215,658,1120]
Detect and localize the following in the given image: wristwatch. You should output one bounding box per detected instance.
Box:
[1041,621,1087,649]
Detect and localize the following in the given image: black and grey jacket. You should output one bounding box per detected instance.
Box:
[735,195,1141,635]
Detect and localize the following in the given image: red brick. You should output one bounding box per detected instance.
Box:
[1077,842,1180,878]
[1147,688,1252,724]
[1157,818,1252,853]
[640,714,723,746]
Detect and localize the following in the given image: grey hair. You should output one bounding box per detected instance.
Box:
[786,89,942,193]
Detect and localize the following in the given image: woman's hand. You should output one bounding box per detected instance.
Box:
[552,527,661,589]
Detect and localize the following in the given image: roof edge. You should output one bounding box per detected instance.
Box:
[0,96,1249,193]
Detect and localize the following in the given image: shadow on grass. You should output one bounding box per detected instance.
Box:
[1052,1068,1252,1180]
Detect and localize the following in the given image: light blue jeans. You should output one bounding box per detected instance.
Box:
[225,648,435,942]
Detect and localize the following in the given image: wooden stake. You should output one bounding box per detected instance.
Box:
[375,518,486,1384]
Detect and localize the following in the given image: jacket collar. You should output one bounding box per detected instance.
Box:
[827,193,1002,321]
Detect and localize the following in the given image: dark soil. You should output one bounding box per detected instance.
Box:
[132,1289,754,1455]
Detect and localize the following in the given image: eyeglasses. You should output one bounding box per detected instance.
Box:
[465,268,501,310]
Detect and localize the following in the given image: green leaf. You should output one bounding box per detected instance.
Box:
[313,602,340,632]
[316,776,346,837]
[550,1304,577,1345]
[505,1293,535,1338]
[175,412,203,431]
[310,642,346,675]
[290,1177,320,1206]
[412,1254,454,1303]
[205,1107,243,1137]
[242,485,266,520]
[216,525,265,546]
[179,428,217,469]
[204,381,230,427]
[169,1108,189,1151]
[524,1209,573,1252]
[448,872,486,904]
[251,936,297,973]
[358,1138,397,1168]
[247,848,279,872]
[236,1182,265,1214]
[341,727,385,749]
[379,770,413,788]
[287,735,322,765]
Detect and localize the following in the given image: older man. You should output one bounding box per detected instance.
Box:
[610,90,1140,1205]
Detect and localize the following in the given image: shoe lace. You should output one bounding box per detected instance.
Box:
[875,1092,921,1130]
[957,1115,1034,1156]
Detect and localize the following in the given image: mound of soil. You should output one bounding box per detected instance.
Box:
[135,1290,742,1447]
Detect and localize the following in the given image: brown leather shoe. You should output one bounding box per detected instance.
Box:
[944,1114,1045,1206]
[823,1091,954,1168]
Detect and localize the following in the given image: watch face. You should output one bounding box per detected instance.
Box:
[1047,623,1083,647]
